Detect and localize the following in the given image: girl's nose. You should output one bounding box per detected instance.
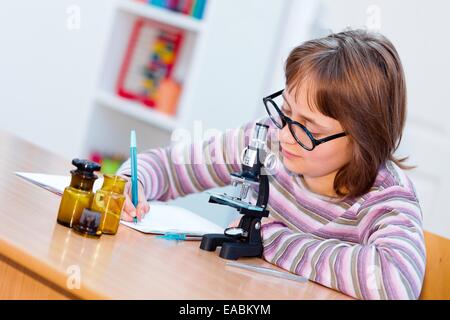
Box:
[279,125,296,144]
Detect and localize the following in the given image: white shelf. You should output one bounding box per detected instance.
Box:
[95,90,179,131]
[117,0,205,33]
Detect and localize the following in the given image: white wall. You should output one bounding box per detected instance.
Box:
[0,0,112,158]
[258,0,326,108]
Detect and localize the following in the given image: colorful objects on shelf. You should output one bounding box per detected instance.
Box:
[147,0,207,20]
[90,152,127,175]
[155,78,182,116]
[116,19,183,109]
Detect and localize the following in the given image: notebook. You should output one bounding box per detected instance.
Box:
[15,172,224,237]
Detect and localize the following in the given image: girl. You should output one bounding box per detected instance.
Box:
[117,29,425,300]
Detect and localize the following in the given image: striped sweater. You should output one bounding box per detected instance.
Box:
[117,117,426,300]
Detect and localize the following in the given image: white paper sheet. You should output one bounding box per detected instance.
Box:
[15,172,224,237]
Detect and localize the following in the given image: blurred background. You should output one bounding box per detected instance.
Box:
[0,0,448,237]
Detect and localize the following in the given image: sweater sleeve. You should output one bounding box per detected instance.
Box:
[260,190,426,300]
[116,117,272,201]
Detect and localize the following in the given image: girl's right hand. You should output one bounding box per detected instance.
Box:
[121,179,150,222]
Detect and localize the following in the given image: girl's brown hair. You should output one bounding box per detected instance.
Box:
[285,29,412,199]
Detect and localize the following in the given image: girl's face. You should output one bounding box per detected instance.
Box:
[277,84,352,179]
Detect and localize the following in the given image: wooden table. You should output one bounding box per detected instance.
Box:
[0,130,352,300]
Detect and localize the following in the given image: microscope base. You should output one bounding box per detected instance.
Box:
[200,233,263,260]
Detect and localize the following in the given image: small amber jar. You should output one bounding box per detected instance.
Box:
[91,175,127,235]
[57,159,101,228]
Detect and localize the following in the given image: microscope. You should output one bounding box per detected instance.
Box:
[200,123,277,260]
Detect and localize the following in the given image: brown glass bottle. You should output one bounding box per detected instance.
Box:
[90,175,127,235]
[57,159,101,228]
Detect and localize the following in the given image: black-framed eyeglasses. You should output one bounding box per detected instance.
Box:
[263,89,347,151]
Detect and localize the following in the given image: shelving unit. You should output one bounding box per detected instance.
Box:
[80,0,291,226]
[83,0,212,157]
[95,90,179,131]
[117,0,205,32]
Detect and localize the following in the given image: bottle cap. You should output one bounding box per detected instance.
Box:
[71,158,101,179]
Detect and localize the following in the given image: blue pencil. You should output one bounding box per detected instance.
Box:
[130,130,139,224]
